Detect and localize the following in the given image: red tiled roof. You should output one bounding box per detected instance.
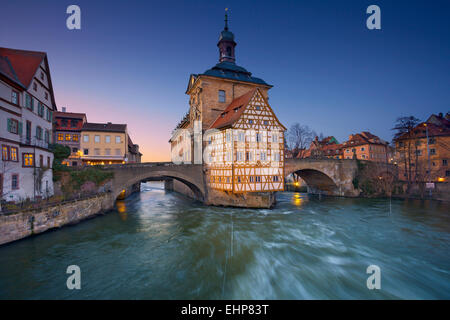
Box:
[82,122,127,133]
[54,111,87,120]
[342,132,385,148]
[0,47,46,89]
[209,89,257,129]
[396,122,450,140]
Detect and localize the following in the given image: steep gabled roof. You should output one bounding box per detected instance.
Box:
[209,89,257,129]
[0,47,46,89]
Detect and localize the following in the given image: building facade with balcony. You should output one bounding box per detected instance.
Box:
[53,110,87,166]
[80,122,129,165]
[0,47,56,202]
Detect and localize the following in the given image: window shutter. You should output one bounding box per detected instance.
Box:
[18,122,23,135]
[7,119,11,132]
[31,97,34,111]
[36,126,39,138]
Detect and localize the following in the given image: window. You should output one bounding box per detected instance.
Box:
[72,147,78,153]
[105,148,111,155]
[58,133,64,141]
[430,149,436,155]
[94,135,100,143]
[446,171,450,177]
[260,152,267,161]
[83,149,89,155]
[11,174,19,190]
[105,135,111,143]
[238,132,244,142]
[33,82,37,91]
[226,133,231,142]
[256,106,261,111]
[248,119,253,124]
[23,153,34,167]
[361,147,365,151]
[39,155,43,167]
[71,120,78,128]
[45,92,48,100]
[256,133,261,142]
[255,176,261,183]
[115,136,121,143]
[36,126,43,140]
[264,120,268,125]
[94,148,100,155]
[115,149,121,156]
[7,118,19,134]
[274,152,280,161]
[443,159,448,166]
[72,134,79,142]
[10,147,18,162]
[83,135,89,142]
[218,90,226,103]
[246,151,253,161]
[40,72,44,80]
[273,176,279,182]
[47,156,51,167]
[65,134,71,141]
[2,146,9,161]
[11,90,19,105]
[429,138,435,145]
[25,94,33,110]
[249,176,254,183]
[37,103,44,117]
[237,176,241,183]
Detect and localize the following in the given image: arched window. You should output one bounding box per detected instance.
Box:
[226,46,232,57]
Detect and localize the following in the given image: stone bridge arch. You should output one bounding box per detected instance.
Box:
[285,158,360,196]
[102,163,205,201]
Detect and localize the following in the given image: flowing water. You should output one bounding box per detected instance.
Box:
[0,182,449,299]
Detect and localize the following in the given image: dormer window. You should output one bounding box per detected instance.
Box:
[218,90,226,103]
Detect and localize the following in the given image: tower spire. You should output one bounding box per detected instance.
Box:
[224,8,229,31]
[218,9,236,64]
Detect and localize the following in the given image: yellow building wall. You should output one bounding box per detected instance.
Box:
[80,131,128,164]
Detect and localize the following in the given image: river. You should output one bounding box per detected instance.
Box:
[0,182,449,299]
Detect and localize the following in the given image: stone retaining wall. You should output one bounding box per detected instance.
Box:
[0,193,114,246]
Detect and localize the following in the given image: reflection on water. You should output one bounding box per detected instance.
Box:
[0,181,449,299]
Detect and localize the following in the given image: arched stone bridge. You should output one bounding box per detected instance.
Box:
[100,159,394,204]
[285,158,394,196]
[101,162,205,201]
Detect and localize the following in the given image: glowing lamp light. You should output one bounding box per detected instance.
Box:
[438,177,445,182]
[294,182,299,187]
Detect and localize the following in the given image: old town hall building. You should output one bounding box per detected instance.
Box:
[170,14,286,194]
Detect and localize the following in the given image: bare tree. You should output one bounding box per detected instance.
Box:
[286,123,316,159]
[392,116,421,186]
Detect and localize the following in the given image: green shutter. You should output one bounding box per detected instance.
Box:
[7,119,11,132]
[18,122,23,135]
[31,97,34,111]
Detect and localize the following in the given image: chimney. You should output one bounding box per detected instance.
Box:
[62,107,66,112]
[439,112,443,118]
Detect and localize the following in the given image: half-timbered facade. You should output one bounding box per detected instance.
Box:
[206,88,286,192]
[170,13,286,195]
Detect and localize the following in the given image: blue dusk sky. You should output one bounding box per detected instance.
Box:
[1,0,449,161]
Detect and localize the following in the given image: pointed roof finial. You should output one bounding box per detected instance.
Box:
[224,8,229,31]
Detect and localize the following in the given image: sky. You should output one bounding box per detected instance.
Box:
[1,0,449,161]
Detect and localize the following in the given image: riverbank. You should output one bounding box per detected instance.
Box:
[0,193,114,246]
